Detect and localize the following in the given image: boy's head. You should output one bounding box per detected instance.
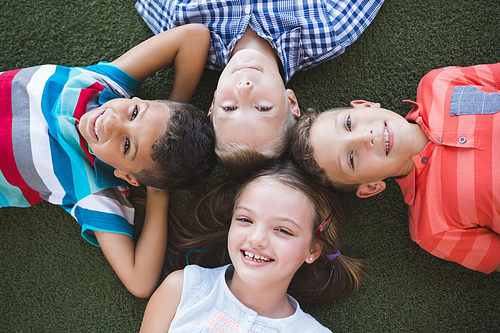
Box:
[208,48,300,176]
[79,97,215,191]
[290,101,420,198]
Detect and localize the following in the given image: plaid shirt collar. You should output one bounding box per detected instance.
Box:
[136,0,384,83]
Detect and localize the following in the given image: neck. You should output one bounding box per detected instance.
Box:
[232,27,279,65]
[227,271,295,319]
[400,123,430,177]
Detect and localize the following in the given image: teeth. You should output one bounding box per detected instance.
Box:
[384,125,389,155]
[94,114,103,140]
[244,250,271,262]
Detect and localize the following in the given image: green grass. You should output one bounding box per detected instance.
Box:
[1,0,499,332]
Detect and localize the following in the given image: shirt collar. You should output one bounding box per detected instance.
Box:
[94,158,128,188]
[99,88,121,105]
[270,27,302,84]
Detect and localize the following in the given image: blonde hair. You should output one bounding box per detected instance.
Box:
[212,106,297,177]
[167,160,363,305]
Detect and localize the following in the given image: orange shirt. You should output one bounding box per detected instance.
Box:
[396,63,500,273]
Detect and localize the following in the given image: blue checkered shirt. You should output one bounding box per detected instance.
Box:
[135,0,383,83]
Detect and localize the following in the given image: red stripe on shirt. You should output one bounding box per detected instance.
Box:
[0,70,43,205]
[74,82,105,166]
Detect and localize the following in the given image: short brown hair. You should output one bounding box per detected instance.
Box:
[289,111,361,192]
[131,100,216,191]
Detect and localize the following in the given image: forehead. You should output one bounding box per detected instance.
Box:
[309,110,350,184]
[132,102,170,166]
[237,177,316,222]
[213,107,289,149]
[311,109,344,137]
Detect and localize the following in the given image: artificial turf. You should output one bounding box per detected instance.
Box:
[1,0,499,332]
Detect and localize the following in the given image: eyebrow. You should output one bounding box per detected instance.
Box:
[234,205,303,230]
[131,103,149,162]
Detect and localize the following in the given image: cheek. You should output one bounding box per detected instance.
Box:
[227,225,240,249]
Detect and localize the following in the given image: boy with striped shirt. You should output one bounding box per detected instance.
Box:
[290,63,500,273]
[0,24,216,297]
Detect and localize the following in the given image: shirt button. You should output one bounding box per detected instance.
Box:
[436,139,442,143]
[458,136,467,144]
[244,5,251,14]
[248,314,255,322]
[421,157,428,163]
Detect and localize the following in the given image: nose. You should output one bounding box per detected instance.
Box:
[236,79,253,97]
[247,225,268,248]
[351,128,375,149]
[103,111,125,136]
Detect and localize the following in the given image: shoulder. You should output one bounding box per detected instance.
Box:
[280,296,332,332]
[140,270,184,332]
[293,310,332,333]
[183,264,227,286]
[162,270,184,292]
[420,64,500,91]
[148,270,184,310]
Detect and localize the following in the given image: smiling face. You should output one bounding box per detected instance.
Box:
[209,49,299,150]
[227,177,319,289]
[78,97,170,185]
[310,103,422,188]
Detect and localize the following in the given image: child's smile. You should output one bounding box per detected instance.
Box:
[227,177,317,289]
[209,48,299,149]
[93,112,105,141]
[384,123,394,155]
[310,105,423,185]
[78,98,170,183]
[241,249,274,265]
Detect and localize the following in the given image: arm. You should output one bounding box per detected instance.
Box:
[140,270,184,332]
[95,187,169,298]
[111,24,210,103]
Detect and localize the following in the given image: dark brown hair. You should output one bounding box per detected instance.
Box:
[131,100,216,191]
[289,112,361,192]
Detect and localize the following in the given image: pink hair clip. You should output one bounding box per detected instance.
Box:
[314,212,333,238]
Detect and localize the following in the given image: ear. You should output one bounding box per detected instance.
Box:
[356,181,386,198]
[207,91,216,117]
[306,242,323,264]
[114,169,141,187]
[350,100,381,109]
[286,89,300,118]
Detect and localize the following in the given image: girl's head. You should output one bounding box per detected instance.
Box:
[228,165,324,295]
[230,161,363,304]
[168,160,363,305]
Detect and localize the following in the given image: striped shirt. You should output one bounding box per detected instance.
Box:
[396,63,500,273]
[0,62,142,246]
[135,0,384,83]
